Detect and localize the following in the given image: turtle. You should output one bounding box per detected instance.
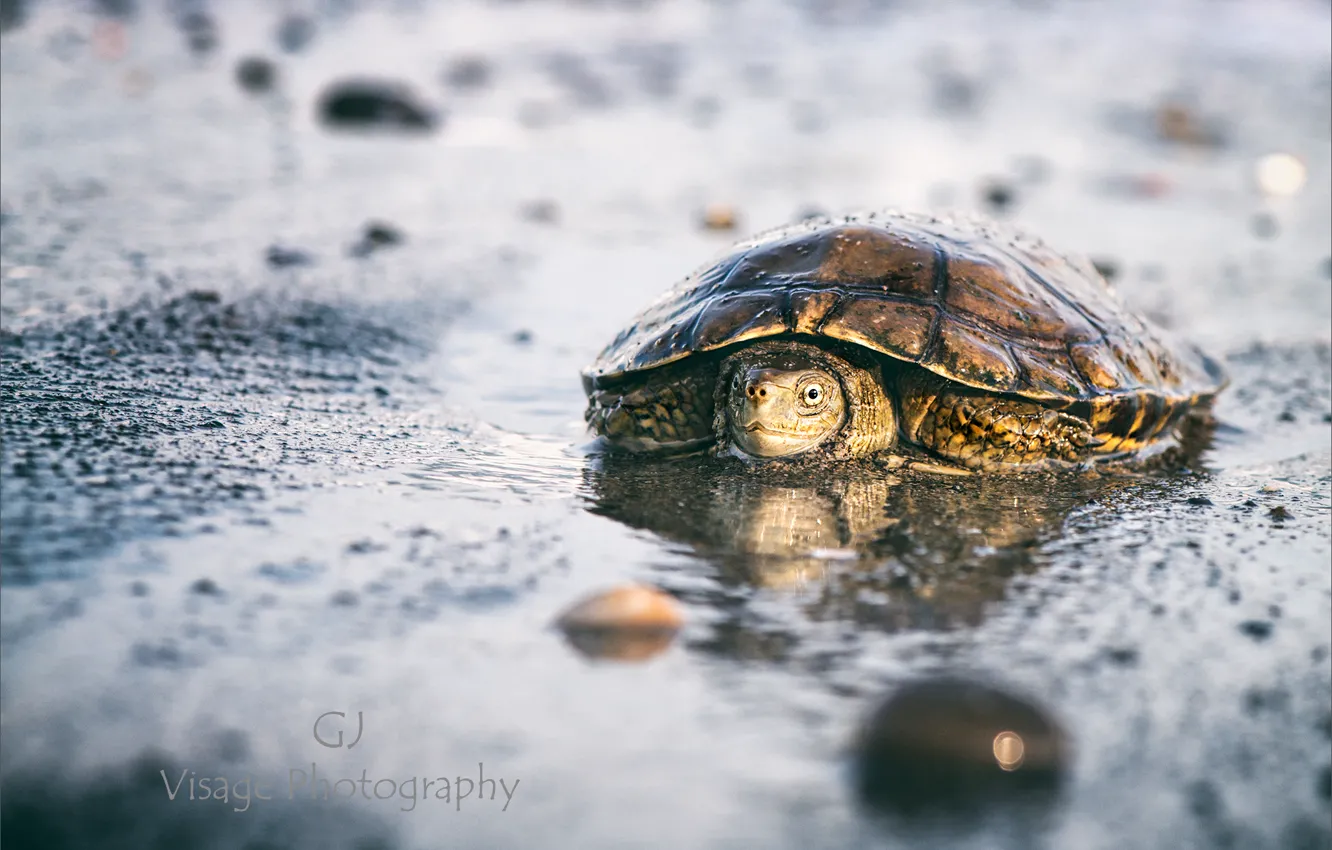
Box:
[582,210,1227,472]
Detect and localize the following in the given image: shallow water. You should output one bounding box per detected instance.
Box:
[1,1,1330,848]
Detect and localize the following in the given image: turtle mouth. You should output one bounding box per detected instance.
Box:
[743,422,801,437]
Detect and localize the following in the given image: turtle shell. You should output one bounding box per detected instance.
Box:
[584,211,1226,413]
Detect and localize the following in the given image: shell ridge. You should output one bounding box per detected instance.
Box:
[1015,255,1110,338]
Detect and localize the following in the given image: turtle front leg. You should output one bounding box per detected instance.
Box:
[586,362,717,454]
[897,371,1100,471]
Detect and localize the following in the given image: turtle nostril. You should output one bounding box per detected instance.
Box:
[758,388,766,397]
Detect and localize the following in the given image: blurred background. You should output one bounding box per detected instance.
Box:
[1,1,1329,849]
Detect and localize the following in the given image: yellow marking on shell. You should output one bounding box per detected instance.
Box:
[789,290,841,334]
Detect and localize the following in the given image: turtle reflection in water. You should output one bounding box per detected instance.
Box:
[583,211,1225,472]
[582,454,1161,632]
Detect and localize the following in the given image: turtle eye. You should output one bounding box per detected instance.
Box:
[802,383,824,406]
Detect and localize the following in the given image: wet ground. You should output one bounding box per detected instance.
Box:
[1,1,1330,848]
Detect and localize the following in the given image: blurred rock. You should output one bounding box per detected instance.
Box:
[853,677,1069,816]
[265,244,313,269]
[276,14,315,54]
[235,56,276,95]
[317,79,439,133]
[700,203,739,231]
[545,52,612,107]
[1251,213,1278,240]
[1156,102,1213,146]
[520,199,560,225]
[981,179,1016,213]
[444,56,493,91]
[556,584,684,662]
[349,221,404,258]
[178,10,218,55]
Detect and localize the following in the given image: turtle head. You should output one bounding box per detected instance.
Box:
[720,343,850,458]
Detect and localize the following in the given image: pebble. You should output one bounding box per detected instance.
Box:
[555,584,684,662]
[1254,153,1307,198]
[700,203,739,231]
[317,80,439,133]
[981,179,1016,213]
[1251,212,1279,240]
[236,57,276,94]
[444,56,493,91]
[853,677,1068,812]
[349,221,404,258]
[276,15,315,54]
[179,11,218,55]
[520,200,560,224]
[1155,102,1212,146]
[265,244,313,269]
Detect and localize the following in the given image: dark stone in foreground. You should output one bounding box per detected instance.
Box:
[317,79,440,133]
[853,677,1068,818]
[235,56,276,94]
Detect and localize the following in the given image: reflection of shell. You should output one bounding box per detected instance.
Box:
[581,453,1177,633]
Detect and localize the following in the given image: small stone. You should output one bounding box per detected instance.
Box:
[1254,153,1307,198]
[190,577,222,596]
[1268,505,1292,521]
[1105,647,1139,666]
[1238,620,1273,641]
[236,57,276,94]
[1278,410,1296,422]
[981,180,1015,213]
[1251,213,1279,240]
[276,15,314,54]
[699,203,739,232]
[265,244,313,268]
[520,199,559,224]
[349,221,404,257]
[556,584,684,662]
[330,590,358,607]
[1184,496,1213,507]
[511,330,534,345]
[179,11,218,55]
[318,79,439,133]
[444,56,492,90]
[1156,102,1212,146]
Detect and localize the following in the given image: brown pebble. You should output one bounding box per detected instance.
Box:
[556,584,683,661]
[1156,102,1209,146]
[700,203,739,231]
